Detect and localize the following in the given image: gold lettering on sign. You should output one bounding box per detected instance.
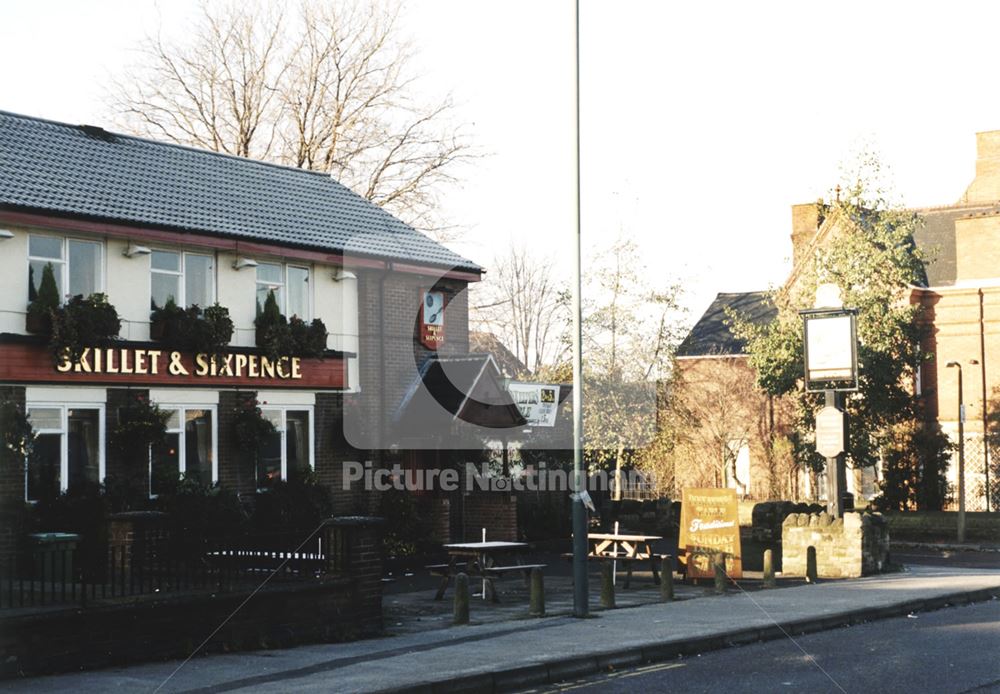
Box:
[73,349,92,373]
[51,347,313,381]
[148,350,161,375]
[168,351,189,376]
[120,349,133,374]
[260,356,275,378]
[56,352,72,372]
[134,349,148,375]
[195,353,209,376]
[106,348,119,374]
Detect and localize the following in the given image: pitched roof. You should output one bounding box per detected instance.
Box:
[469,331,528,378]
[393,354,526,435]
[676,291,775,357]
[0,110,479,272]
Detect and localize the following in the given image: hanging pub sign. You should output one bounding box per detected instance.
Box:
[419,290,445,350]
[800,307,859,393]
[507,382,561,427]
[678,487,743,580]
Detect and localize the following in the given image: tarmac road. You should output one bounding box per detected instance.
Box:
[527,599,1000,694]
[893,546,1000,570]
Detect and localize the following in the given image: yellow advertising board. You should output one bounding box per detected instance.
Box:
[678,488,742,579]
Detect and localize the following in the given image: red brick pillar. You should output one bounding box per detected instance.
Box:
[107,511,168,584]
[324,516,384,635]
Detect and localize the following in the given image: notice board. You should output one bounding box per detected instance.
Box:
[678,488,743,579]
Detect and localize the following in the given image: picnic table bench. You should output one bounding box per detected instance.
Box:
[563,532,668,588]
[429,541,544,603]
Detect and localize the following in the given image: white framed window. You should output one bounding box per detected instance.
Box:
[25,404,105,501]
[256,406,314,490]
[28,234,103,302]
[256,263,311,319]
[150,250,215,310]
[148,405,217,497]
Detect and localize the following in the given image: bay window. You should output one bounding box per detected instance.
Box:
[28,234,103,302]
[26,405,104,501]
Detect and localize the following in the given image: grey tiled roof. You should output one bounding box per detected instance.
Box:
[0,110,479,272]
[676,291,775,357]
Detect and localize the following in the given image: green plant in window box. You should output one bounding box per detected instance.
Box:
[149,297,185,342]
[25,262,60,335]
[289,315,328,359]
[150,299,234,360]
[254,290,289,360]
[255,290,328,359]
[0,400,34,467]
[49,293,121,365]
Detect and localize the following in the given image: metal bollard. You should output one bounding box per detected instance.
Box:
[660,555,674,602]
[763,549,776,588]
[806,546,818,584]
[529,567,545,617]
[454,572,470,625]
[600,561,616,609]
[713,553,727,594]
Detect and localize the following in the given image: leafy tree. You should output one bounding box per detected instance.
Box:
[730,165,950,509]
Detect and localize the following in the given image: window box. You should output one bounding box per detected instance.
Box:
[149,299,234,357]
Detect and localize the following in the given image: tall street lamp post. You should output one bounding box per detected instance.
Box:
[946,360,977,543]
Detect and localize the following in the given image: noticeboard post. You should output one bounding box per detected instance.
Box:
[800,305,858,518]
[801,308,859,393]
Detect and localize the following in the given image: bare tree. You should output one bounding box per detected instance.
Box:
[667,357,766,494]
[108,0,472,238]
[471,244,569,375]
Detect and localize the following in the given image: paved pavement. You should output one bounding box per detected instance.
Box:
[6,563,1000,693]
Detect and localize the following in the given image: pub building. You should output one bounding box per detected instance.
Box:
[0,110,517,541]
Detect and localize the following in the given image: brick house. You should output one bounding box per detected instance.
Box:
[0,110,516,546]
[677,129,1000,508]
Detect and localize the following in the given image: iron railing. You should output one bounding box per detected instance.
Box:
[0,526,347,611]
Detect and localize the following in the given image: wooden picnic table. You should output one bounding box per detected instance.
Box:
[431,541,541,602]
[586,532,663,588]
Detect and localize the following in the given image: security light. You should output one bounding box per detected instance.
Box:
[0,229,14,239]
[232,257,259,271]
[332,269,357,282]
[122,242,152,257]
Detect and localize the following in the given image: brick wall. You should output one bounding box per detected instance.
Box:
[104,388,146,487]
[0,385,26,563]
[781,511,889,578]
[217,390,256,495]
[0,516,384,678]
[462,492,517,542]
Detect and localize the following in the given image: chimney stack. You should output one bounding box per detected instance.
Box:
[790,201,824,268]
[961,130,1000,203]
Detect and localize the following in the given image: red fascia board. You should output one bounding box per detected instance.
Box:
[0,209,482,282]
